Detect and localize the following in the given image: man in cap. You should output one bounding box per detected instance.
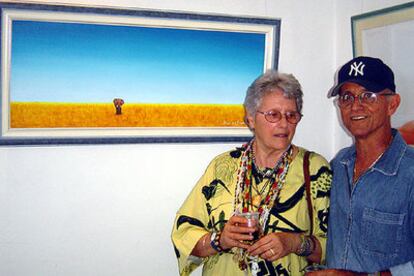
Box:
[310,56,414,275]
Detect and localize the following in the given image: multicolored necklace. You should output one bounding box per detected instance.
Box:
[232,139,293,272]
[252,145,275,179]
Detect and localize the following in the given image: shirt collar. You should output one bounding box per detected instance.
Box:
[339,129,407,176]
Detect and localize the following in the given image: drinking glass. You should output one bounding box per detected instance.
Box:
[239,211,261,244]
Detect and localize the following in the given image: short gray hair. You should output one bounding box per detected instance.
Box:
[243,70,303,126]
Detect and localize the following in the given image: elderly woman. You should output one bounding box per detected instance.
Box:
[171,71,331,275]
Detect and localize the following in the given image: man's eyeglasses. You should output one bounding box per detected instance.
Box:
[256,110,302,124]
[337,91,395,107]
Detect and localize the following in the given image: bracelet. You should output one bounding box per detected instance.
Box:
[296,234,314,256]
[309,235,317,253]
[210,231,224,253]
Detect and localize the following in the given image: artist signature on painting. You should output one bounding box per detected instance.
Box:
[223,120,244,126]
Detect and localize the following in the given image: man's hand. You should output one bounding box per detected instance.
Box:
[306,269,360,276]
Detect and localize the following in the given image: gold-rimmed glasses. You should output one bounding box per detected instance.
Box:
[256,110,302,124]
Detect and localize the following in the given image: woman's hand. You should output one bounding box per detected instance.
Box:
[219,215,258,251]
[246,232,300,262]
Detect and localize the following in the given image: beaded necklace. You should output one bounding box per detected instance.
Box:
[252,145,275,178]
[232,139,293,272]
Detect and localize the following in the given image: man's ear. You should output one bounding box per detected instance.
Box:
[387,93,400,116]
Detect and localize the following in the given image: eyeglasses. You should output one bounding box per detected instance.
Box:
[337,91,395,107]
[256,110,302,124]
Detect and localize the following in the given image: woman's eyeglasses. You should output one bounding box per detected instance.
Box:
[256,110,302,124]
[337,91,395,107]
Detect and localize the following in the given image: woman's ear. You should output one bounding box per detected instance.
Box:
[244,112,255,131]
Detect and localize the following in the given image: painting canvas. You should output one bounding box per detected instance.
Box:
[352,2,414,145]
[0,3,280,145]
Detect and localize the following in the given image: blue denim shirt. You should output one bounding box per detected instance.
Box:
[327,130,414,274]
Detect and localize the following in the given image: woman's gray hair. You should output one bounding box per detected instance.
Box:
[243,70,303,126]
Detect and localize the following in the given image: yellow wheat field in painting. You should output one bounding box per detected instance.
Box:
[10,102,245,128]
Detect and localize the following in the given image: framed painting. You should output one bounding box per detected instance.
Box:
[0,2,280,145]
[352,2,414,145]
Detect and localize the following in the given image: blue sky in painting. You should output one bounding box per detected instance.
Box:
[10,20,265,104]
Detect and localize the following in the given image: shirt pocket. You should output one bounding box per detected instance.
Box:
[361,208,405,258]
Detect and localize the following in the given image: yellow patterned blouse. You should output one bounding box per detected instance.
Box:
[171,146,331,276]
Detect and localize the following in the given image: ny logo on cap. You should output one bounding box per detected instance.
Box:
[349,61,365,76]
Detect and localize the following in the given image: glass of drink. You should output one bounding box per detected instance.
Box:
[239,211,261,244]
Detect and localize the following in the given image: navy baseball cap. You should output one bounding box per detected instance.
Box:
[329,56,396,97]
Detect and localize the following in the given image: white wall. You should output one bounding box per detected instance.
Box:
[0,143,233,275]
[0,0,409,275]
